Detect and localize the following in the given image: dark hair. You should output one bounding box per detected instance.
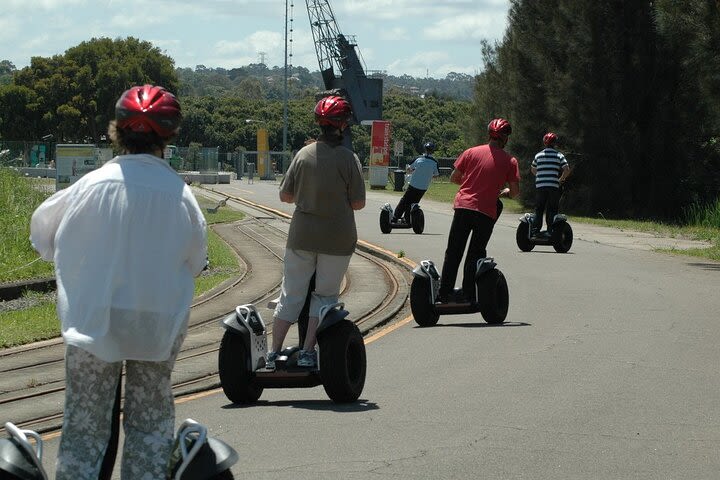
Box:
[108,120,171,155]
[317,124,344,147]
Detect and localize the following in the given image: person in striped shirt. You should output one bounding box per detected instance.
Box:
[530,132,569,235]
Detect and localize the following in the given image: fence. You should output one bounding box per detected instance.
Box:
[0,141,55,167]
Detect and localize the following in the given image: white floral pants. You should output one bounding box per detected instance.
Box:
[56,336,183,480]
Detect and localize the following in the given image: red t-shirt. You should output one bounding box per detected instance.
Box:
[452,144,520,220]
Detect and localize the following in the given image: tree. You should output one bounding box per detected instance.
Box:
[472,0,720,220]
[0,60,16,86]
[4,37,177,143]
[0,85,40,139]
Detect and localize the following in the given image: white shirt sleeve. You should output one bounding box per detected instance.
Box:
[183,187,209,277]
[30,187,74,261]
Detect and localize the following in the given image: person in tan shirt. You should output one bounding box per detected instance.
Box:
[268,96,366,369]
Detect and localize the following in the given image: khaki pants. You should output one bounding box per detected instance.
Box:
[273,248,352,323]
[56,335,184,480]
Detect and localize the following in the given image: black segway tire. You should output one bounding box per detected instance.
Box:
[552,222,573,253]
[211,471,235,479]
[218,330,263,403]
[380,209,392,234]
[477,268,509,324]
[410,276,440,327]
[410,208,425,234]
[319,320,366,403]
[516,222,534,252]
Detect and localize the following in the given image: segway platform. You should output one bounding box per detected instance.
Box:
[379,203,425,234]
[219,303,366,404]
[516,213,573,253]
[410,258,509,327]
[0,419,238,480]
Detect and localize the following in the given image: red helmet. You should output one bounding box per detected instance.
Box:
[115,85,181,138]
[488,118,512,139]
[314,95,352,129]
[543,132,558,147]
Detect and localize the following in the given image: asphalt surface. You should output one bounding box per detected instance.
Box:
[31,179,720,479]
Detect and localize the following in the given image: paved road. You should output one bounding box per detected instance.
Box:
[40,179,719,479]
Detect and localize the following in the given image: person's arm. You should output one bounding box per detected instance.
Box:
[531,166,537,176]
[279,190,294,203]
[349,153,366,210]
[507,181,520,199]
[185,192,209,277]
[30,188,73,261]
[450,168,463,185]
[351,199,366,210]
[559,165,570,183]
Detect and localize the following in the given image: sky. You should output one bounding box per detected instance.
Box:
[0,0,510,79]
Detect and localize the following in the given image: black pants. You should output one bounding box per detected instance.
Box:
[393,185,426,221]
[439,208,496,300]
[534,187,561,232]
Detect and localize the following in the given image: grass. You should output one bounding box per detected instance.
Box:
[0,174,245,348]
[0,294,60,347]
[0,169,55,282]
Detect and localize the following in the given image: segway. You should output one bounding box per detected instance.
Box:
[379,203,425,234]
[409,258,509,328]
[0,420,238,480]
[516,213,573,253]
[218,301,367,404]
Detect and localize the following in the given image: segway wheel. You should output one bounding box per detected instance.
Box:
[516,222,534,252]
[319,320,366,403]
[410,208,425,234]
[218,330,263,403]
[379,208,392,234]
[410,276,439,327]
[476,268,509,324]
[552,222,573,253]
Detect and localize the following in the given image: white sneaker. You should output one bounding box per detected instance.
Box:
[266,351,279,370]
[297,349,317,368]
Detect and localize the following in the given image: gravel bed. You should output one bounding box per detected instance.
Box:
[0,291,57,313]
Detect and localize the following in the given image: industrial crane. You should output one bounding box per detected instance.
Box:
[305,0,383,125]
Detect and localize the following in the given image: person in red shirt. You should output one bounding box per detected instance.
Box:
[438,118,520,303]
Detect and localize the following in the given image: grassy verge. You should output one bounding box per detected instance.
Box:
[0,186,244,348]
[0,170,55,282]
[0,295,60,347]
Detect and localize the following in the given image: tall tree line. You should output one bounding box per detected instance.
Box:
[0,37,472,161]
[473,0,720,220]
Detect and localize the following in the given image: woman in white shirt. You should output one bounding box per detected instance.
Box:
[31,85,207,479]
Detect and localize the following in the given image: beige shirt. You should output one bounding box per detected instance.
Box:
[280,141,366,255]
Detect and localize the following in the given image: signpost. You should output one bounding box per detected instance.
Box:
[55,144,103,189]
[368,120,391,188]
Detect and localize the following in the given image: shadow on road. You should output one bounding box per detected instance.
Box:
[687,262,720,271]
[221,399,380,412]
[421,322,532,329]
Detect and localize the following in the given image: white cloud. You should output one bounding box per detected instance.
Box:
[0,0,508,76]
[378,27,408,42]
[428,12,506,41]
[2,0,86,10]
[110,14,165,29]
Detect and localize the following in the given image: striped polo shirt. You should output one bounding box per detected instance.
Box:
[532,148,568,188]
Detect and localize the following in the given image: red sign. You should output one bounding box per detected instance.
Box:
[369,121,391,167]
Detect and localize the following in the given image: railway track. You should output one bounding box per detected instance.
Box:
[0,191,412,433]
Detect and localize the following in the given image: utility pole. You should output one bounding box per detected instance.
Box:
[283,0,290,156]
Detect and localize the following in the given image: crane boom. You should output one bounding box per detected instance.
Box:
[306,0,383,124]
